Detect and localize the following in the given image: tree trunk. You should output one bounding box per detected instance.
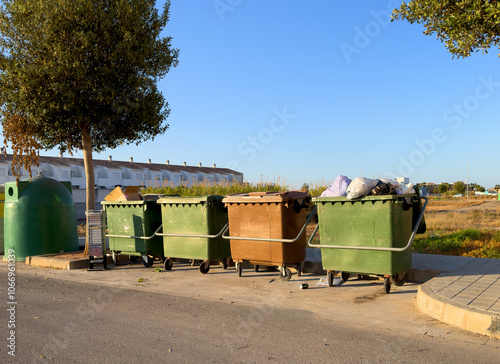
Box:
[81,124,95,255]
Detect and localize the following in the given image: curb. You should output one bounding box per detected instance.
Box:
[417,281,499,339]
[26,255,89,270]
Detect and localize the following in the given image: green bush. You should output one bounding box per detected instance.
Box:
[142,180,289,197]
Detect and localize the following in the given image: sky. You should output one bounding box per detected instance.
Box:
[43,1,500,188]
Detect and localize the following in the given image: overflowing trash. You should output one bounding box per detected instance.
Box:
[321,175,416,200]
[320,175,351,197]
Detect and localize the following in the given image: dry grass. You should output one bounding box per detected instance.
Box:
[424,196,500,231]
[424,210,500,231]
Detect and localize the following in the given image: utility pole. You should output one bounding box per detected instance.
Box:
[466,161,469,200]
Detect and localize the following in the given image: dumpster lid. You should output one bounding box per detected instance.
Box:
[101,199,155,206]
[157,195,224,205]
[222,191,309,204]
[104,186,142,201]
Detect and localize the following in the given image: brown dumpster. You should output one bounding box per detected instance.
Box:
[222,191,312,280]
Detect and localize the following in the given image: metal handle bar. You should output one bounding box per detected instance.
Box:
[156,223,229,239]
[307,196,428,252]
[222,206,317,243]
[106,224,163,240]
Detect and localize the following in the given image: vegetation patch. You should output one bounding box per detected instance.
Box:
[414,229,500,259]
[143,179,289,197]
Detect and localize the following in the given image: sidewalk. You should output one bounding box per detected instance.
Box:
[412,253,499,339]
[304,250,499,338]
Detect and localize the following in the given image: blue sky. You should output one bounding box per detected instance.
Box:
[53,1,500,188]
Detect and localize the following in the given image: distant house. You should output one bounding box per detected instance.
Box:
[0,153,243,188]
[0,152,243,219]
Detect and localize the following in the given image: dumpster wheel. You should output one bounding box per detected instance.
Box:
[383,277,391,294]
[142,255,154,268]
[391,273,406,286]
[254,265,259,272]
[236,262,242,277]
[199,261,210,274]
[129,255,138,263]
[164,258,173,271]
[279,267,292,281]
[327,271,335,287]
[112,252,119,265]
[222,257,230,270]
[341,271,350,282]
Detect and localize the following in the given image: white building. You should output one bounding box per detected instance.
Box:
[395,177,410,185]
[0,152,243,219]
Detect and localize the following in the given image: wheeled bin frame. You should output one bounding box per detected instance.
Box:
[308,195,428,293]
[102,200,164,267]
[222,192,315,281]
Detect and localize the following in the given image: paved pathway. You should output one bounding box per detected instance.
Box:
[413,254,500,338]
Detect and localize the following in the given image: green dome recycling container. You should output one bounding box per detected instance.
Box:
[0,186,4,254]
[3,177,78,261]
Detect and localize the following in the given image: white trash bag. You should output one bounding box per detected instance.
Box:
[320,175,351,197]
[346,177,379,199]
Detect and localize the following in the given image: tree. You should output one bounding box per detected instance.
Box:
[392,1,500,58]
[0,0,179,253]
[438,183,450,194]
[495,184,500,190]
[453,181,466,194]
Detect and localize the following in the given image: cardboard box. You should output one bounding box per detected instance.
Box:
[104,186,143,202]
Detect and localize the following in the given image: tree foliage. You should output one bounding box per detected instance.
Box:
[1,111,40,181]
[438,183,450,194]
[392,0,500,58]
[0,0,179,174]
[453,180,466,194]
[0,0,178,254]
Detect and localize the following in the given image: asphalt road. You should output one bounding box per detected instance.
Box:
[1,262,499,363]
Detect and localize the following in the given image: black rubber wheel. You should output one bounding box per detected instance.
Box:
[236,263,242,277]
[199,262,210,274]
[384,277,392,294]
[296,263,302,277]
[279,267,292,281]
[112,253,119,265]
[129,255,138,262]
[327,271,335,287]
[341,271,350,282]
[392,273,406,286]
[222,258,228,270]
[143,255,154,268]
[163,258,173,271]
[254,265,259,272]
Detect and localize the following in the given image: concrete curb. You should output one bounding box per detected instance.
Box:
[417,281,499,339]
[26,254,90,270]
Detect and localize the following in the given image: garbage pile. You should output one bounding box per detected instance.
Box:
[320,175,415,199]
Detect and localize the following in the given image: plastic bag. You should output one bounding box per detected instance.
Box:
[371,181,393,195]
[320,175,351,197]
[346,177,379,199]
[395,183,415,195]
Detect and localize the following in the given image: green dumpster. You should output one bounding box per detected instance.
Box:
[308,194,427,293]
[157,195,230,274]
[102,200,163,267]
